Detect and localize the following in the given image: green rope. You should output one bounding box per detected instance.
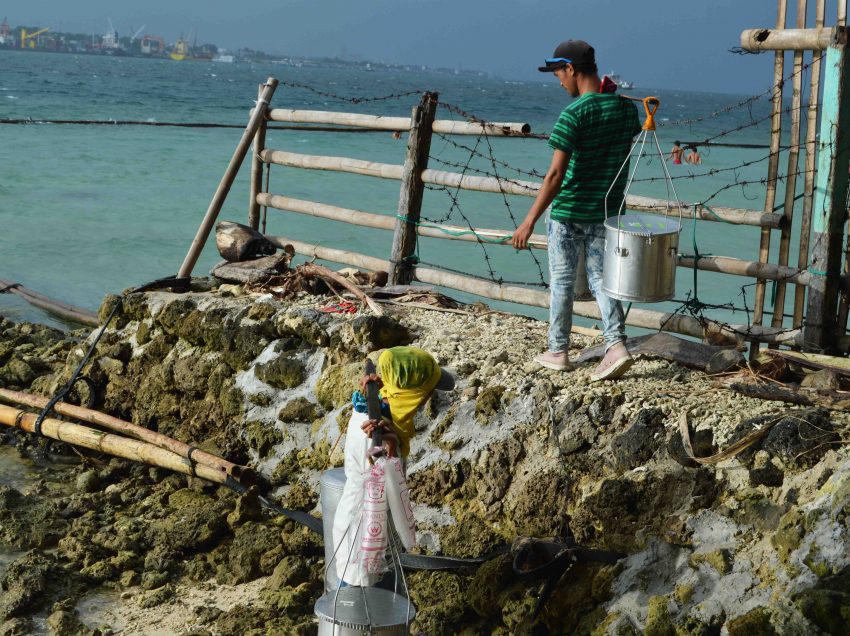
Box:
[697,203,725,223]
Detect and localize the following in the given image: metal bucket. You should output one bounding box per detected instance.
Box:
[602,214,680,302]
[320,467,347,592]
[315,587,416,635]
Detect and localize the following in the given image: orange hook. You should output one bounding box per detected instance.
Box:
[642,96,660,131]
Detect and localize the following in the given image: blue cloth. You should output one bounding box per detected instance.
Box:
[351,390,391,418]
[547,218,626,352]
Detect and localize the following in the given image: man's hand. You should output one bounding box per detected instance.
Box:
[360,419,399,458]
[361,418,384,437]
[511,221,535,250]
[359,373,383,392]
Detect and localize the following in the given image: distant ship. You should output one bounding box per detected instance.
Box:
[607,71,634,90]
[212,54,235,63]
[170,38,189,61]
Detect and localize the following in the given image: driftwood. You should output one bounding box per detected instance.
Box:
[0,388,254,485]
[574,333,735,370]
[211,253,292,285]
[215,221,276,262]
[727,381,850,410]
[678,410,782,465]
[764,349,850,379]
[300,264,384,316]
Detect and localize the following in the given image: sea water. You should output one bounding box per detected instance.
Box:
[0,49,801,331]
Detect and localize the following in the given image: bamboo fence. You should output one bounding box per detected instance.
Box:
[173,1,850,353]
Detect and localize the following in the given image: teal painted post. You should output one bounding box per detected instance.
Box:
[805,29,850,351]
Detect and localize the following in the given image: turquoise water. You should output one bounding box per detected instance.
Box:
[1,49,804,331]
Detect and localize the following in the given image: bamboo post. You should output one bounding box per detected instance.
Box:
[248,83,270,230]
[771,0,808,330]
[0,405,231,485]
[0,388,254,484]
[177,77,278,280]
[752,0,788,356]
[803,29,850,352]
[794,0,826,327]
[389,92,438,285]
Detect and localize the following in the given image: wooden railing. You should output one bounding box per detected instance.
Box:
[178,15,850,354]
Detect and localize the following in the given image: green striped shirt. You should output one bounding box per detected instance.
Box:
[548,93,642,224]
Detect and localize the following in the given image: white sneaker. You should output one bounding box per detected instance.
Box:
[590,343,633,381]
[534,351,572,371]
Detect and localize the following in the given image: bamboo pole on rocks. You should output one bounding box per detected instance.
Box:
[795,0,826,327]
[772,0,808,330]
[0,388,254,485]
[0,278,99,326]
[0,405,232,485]
[751,0,788,352]
[177,77,279,279]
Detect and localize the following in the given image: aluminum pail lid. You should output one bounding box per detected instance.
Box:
[315,587,416,629]
[604,214,680,236]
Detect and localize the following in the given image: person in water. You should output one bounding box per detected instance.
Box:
[685,144,702,165]
[669,140,684,165]
[332,346,454,587]
[511,39,641,381]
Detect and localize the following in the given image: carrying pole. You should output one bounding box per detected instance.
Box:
[177,77,278,279]
[389,92,438,285]
[803,28,850,351]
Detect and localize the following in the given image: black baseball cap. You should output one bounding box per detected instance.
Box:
[538,40,595,72]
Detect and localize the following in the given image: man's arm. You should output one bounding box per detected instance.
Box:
[511,149,570,249]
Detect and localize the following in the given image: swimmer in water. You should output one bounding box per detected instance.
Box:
[669,140,683,165]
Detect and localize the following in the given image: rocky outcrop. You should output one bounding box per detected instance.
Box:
[0,284,848,635]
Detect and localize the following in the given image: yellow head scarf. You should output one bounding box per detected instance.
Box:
[377,347,441,456]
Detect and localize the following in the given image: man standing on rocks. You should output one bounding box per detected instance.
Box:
[511,39,641,381]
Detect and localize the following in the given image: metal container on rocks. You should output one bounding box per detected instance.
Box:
[315,587,416,635]
[320,467,347,592]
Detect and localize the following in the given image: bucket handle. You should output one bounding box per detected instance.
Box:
[604,96,684,257]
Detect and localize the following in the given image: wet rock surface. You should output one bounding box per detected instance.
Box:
[0,285,848,634]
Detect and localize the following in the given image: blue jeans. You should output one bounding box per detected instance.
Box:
[547,218,626,352]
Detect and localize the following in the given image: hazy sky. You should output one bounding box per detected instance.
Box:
[4,1,833,93]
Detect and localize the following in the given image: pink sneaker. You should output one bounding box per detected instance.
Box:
[534,351,572,371]
[590,342,633,381]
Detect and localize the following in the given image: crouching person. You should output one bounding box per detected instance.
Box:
[331,346,454,587]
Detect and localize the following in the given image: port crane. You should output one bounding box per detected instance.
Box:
[21,26,50,48]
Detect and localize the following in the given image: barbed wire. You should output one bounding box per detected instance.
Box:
[279,81,422,105]
[658,52,824,128]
